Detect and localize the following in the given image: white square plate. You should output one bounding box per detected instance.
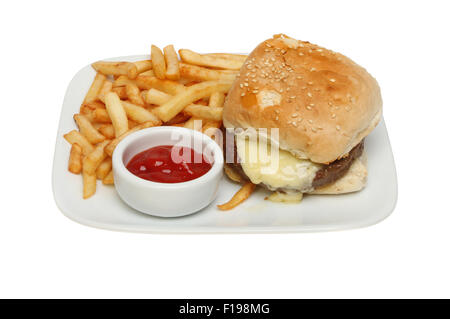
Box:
[52,55,398,233]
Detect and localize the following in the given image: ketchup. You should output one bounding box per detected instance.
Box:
[126,145,212,183]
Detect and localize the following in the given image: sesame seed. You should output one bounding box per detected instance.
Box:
[308,119,313,124]
[307,92,312,97]
[244,83,248,87]
[239,84,244,88]
[329,78,336,82]
[292,113,298,117]
[331,114,336,119]
[336,125,341,131]
[241,92,245,96]
[310,67,316,72]
[306,105,312,110]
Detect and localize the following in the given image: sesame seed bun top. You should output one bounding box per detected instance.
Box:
[223,34,382,164]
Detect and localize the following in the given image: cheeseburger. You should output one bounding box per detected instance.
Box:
[222,34,382,200]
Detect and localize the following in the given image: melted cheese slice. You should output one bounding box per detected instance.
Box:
[235,134,321,192]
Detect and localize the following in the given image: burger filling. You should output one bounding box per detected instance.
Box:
[225,130,364,193]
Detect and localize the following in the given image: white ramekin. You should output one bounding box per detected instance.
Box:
[112,126,223,217]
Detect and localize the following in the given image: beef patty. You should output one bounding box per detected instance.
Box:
[222,129,364,191]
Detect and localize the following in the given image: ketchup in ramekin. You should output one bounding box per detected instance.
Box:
[126,145,212,183]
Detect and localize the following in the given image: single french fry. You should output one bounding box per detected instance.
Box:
[84,73,106,103]
[121,100,161,124]
[179,63,238,82]
[139,69,155,77]
[217,182,256,210]
[98,80,113,103]
[92,61,137,79]
[135,75,185,94]
[183,117,202,131]
[102,170,114,185]
[64,130,94,155]
[144,88,172,105]
[98,124,115,139]
[183,105,223,121]
[113,75,136,88]
[153,80,232,122]
[104,92,128,137]
[83,101,105,110]
[105,120,160,157]
[165,113,190,126]
[68,143,82,174]
[93,108,111,123]
[163,45,180,80]
[223,164,242,183]
[111,86,128,99]
[96,157,112,180]
[125,83,145,106]
[79,105,95,122]
[133,60,153,74]
[209,92,225,108]
[179,49,243,70]
[83,140,110,175]
[83,169,97,199]
[151,45,166,79]
[73,114,106,144]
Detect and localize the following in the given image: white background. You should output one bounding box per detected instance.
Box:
[1,0,449,298]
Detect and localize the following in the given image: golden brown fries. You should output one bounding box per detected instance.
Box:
[84,73,106,104]
[217,182,256,210]
[104,92,129,137]
[96,157,112,180]
[179,49,244,70]
[82,165,97,199]
[83,140,110,175]
[133,60,152,74]
[98,124,115,139]
[64,130,94,155]
[153,80,233,122]
[98,80,113,103]
[92,61,138,79]
[179,63,238,82]
[125,83,145,106]
[163,45,180,80]
[209,92,225,108]
[65,44,256,206]
[104,120,160,157]
[135,75,185,94]
[68,143,82,174]
[151,45,166,79]
[223,164,242,183]
[121,100,161,124]
[113,75,136,88]
[102,170,114,185]
[184,105,223,121]
[73,114,105,144]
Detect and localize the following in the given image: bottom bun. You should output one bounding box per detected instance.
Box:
[308,152,367,195]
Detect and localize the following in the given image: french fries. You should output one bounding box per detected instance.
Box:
[223,164,242,183]
[92,61,138,79]
[121,100,161,124]
[163,45,180,80]
[83,140,110,175]
[135,75,185,94]
[153,80,233,122]
[125,83,145,106]
[65,44,255,207]
[179,49,244,70]
[151,45,166,79]
[68,143,82,174]
[179,63,238,82]
[184,105,223,121]
[84,73,106,103]
[104,92,128,137]
[73,114,105,144]
[209,92,225,108]
[64,130,94,155]
[217,182,256,210]
[96,157,112,180]
[102,170,114,185]
[133,60,153,74]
